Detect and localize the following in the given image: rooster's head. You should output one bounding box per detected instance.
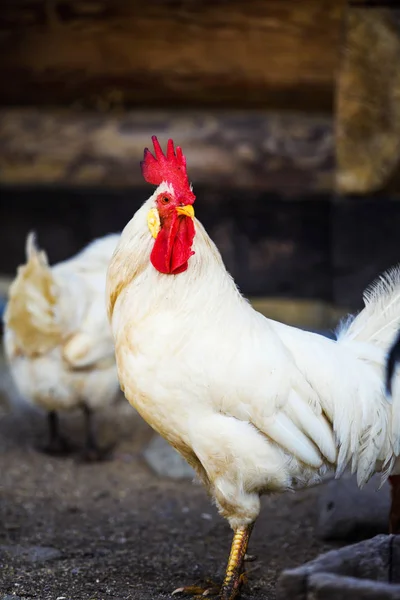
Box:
[141,136,196,275]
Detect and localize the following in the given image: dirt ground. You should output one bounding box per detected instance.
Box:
[0,361,340,600]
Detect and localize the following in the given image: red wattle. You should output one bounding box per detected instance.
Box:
[150,214,195,274]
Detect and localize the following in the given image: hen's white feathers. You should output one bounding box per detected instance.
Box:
[4,232,120,412]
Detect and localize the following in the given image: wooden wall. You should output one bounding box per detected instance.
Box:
[0,110,333,194]
[0,0,343,194]
[0,0,344,111]
[336,4,400,195]
[0,0,342,192]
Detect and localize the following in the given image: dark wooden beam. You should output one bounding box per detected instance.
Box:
[0,186,333,304]
[2,184,400,311]
[0,109,334,195]
[332,197,400,307]
[336,6,400,195]
[0,0,345,111]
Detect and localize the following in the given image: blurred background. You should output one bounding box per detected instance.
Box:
[0,2,400,598]
[1,0,399,331]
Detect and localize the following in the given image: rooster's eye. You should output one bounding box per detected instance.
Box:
[160,196,170,205]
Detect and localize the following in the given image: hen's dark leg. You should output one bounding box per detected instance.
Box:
[389,475,400,533]
[41,410,73,455]
[78,405,114,462]
[172,524,254,600]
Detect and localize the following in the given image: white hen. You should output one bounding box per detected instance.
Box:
[3,232,121,460]
[107,137,400,599]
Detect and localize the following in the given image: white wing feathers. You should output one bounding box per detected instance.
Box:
[223,323,338,470]
[261,412,323,468]
[63,331,115,369]
[252,387,337,469]
[285,390,337,464]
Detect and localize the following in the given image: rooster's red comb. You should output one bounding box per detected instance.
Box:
[140,136,195,203]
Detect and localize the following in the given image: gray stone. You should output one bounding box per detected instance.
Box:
[0,545,62,562]
[308,572,400,600]
[391,536,400,584]
[142,435,195,480]
[276,566,308,600]
[308,534,390,580]
[318,475,390,541]
[277,535,400,600]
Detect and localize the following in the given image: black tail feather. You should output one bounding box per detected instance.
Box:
[386,331,400,396]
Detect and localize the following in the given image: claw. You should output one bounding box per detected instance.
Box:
[172,525,254,600]
[244,553,257,562]
[171,582,220,598]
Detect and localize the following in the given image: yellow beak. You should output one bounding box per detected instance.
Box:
[176,204,195,218]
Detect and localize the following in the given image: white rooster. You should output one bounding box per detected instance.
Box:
[107,137,400,599]
[3,232,121,460]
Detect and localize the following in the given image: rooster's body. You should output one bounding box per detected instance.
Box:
[107,137,400,599]
[4,233,120,459]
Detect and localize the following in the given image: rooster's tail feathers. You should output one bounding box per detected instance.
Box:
[336,264,400,459]
[337,265,400,348]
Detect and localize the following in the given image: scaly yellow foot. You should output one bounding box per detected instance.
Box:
[172,524,254,600]
[219,525,253,600]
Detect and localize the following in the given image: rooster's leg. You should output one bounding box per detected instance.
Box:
[389,475,400,533]
[78,405,114,462]
[172,524,253,600]
[219,524,253,600]
[41,411,73,455]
